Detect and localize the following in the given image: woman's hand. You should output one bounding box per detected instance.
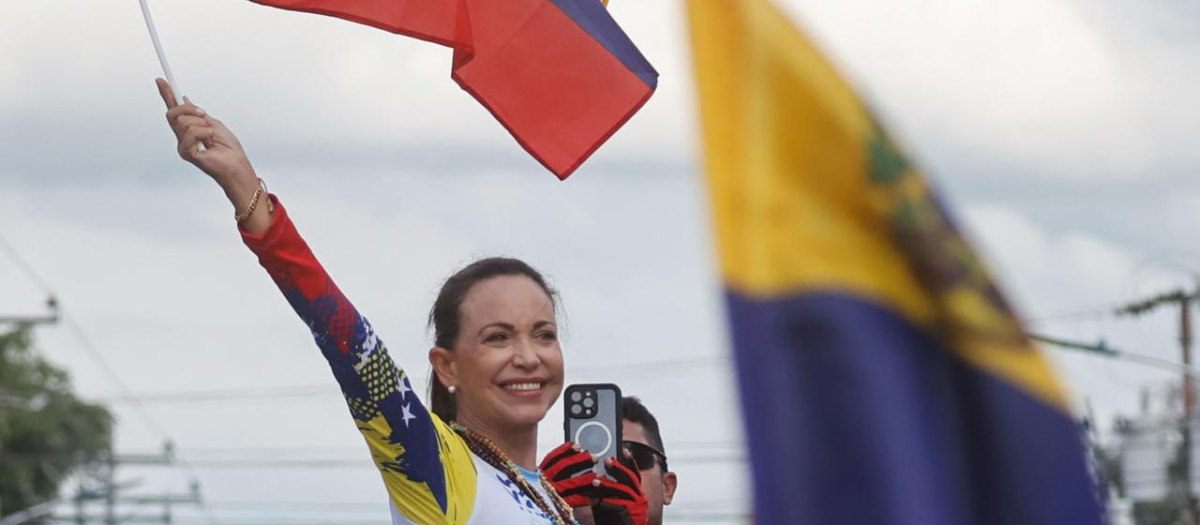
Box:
[156,78,271,233]
[156,78,254,188]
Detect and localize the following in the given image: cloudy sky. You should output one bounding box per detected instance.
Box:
[2,0,1198,523]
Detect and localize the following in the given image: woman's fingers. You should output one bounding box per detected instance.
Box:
[166,107,210,148]
[152,79,256,188]
[178,125,215,160]
[207,116,237,145]
[171,114,212,147]
[156,79,217,149]
[182,97,207,117]
[155,78,178,109]
[175,115,208,130]
[166,103,204,126]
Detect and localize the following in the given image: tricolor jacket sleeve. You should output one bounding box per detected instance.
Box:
[240,196,477,524]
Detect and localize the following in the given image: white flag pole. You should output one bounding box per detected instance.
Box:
[138,0,182,103]
[138,0,204,150]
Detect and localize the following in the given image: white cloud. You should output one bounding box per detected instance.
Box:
[0,39,20,114]
[960,203,1188,316]
[1163,191,1200,246]
[778,0,1200,180]
[3,0,1196,180]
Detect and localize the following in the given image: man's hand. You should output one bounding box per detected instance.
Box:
[589,454,648,525]
[541,444,648,525]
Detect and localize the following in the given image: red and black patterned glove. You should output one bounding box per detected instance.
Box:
[589,455,648,525]
[540,442,599,508]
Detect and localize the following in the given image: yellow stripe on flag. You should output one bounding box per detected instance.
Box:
[687,0,1072,411]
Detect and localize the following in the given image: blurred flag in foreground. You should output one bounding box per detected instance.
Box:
[686,0,1104,523]
[251,0,657,179]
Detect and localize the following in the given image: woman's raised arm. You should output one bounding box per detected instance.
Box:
[155,79,476,523]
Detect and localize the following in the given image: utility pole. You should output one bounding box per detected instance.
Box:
[74,482,86,525]
[0,296,59,326]
[1116,287,1200,523]
[104,447,116,525]
[57,441,202,525]
[1185,296,1194,415]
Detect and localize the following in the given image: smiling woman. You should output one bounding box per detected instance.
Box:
[154,78,581,525]
[426,259,565,432]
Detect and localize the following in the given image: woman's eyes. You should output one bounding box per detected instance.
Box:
[482,331,556,343]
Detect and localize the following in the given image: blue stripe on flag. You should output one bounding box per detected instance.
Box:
[548,0,659,88]
[726,290,1103,525]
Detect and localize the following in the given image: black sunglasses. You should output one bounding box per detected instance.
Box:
[622,440,668,473]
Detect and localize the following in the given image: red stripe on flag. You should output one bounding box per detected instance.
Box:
[252,0,656,179]
[251,0,465,47]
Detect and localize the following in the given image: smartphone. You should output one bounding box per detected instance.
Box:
[563,383,622,477]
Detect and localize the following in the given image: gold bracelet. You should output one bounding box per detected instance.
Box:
[235,178,266,223]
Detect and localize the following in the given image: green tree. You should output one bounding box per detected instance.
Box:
[0,325,112,519]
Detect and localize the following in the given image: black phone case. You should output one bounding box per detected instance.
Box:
[563,383,623,477]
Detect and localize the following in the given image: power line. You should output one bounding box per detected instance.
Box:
[0,230,59,326]
[91,355,730,405]
[133,503,751,524]
[1031,333,1200,378]
[0,229,218,524]
[46,516,377,525]
[0,230,159,430]
[61,314,172,439]
[173,452,744,469]
[0,230,56,296]
[1115,288,1200,318]
[61,314,219,524]
[1024,289,1200,325]
[1024,306,1118,324]
[94,384,336,404]
[115,440,743,459]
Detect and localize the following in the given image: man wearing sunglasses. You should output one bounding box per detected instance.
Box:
[540,396,678,525]
[620,396,678,525]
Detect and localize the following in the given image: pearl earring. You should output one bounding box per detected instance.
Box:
[448,385,457,394]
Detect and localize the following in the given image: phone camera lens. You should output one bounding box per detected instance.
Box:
[571,392,582,402]
[583,398,594,408]
[571,404,582,415]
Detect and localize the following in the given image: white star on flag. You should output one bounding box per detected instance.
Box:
[401,403,416,428]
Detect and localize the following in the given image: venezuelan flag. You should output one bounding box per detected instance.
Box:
[251,0,657,179]
[687,0,1105,523]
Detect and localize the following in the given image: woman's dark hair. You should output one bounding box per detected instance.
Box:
[427,257,558,422]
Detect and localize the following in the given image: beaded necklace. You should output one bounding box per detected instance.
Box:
[450,422,574,525]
